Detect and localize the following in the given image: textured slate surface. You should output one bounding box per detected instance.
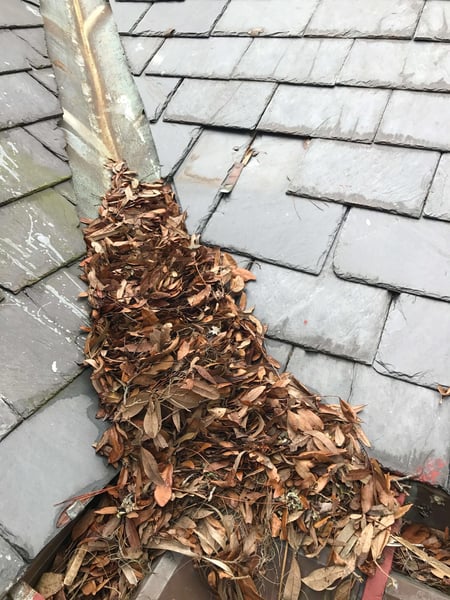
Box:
[0,399,20,442]
[134,75,180,122]
[121,36,163,75]
[25,118,68,160]
[0,536,25,596]
[151,118,200,178]
[416,0,450,41]
[0,29,48,73]
[0,0,41,27]
[424,154,450,222]
[135,0,227,36]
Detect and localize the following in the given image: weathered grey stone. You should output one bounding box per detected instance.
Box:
[349,365,450,488]
[29,67,58,94]
[147,37,250,78]
[259,85,389,142]
[25,118,67,161]
[233,38,352,85]
[306,0,424,38]
[135,0,227,35]
[173,130,250,232]
[287,348,355,401]
[377,90,450,151]
[121,36,163,75]
[13,27,48,57]
[339,39,450,92]
[203,135,345,272]
[424,154,450,221]
[375,294,450,389]
[0,292,83,417]
[334,208,450,300]
[0,30,48,73]
[0,189,84,292]
[0,128,70,205]
[0,0,41,26]
[135,75,180,122]
[213,0,319,36]
[246,262,390,363]
[264,338,292,372]
[288,139,439,216]
[0,72,60,129]
[150,119,200,177]
[0,535,25,597]
[110,0,150,33]
[53,180,77,205]
[25,265,89,348]
[416,0,450,41]
[165,79,276,129]
[0,399,20,441]
[0,372,115,559]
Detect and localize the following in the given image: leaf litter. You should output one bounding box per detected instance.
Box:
[41,163,448,599]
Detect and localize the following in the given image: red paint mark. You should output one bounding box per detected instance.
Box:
[10,582,45,600]
[416,457,446,485]
[303,320,308,325]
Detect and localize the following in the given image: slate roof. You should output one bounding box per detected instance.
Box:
[111,0,450,492]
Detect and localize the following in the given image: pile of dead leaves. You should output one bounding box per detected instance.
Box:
[44,163,410,600]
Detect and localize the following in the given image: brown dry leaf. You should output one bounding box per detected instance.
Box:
[141,447,165,486]
[143,400,161,438]
[393,535,450,579]
[154,464,173,507]
[282,555,301,600]
[302,564,353,591]
[36,572,64,599]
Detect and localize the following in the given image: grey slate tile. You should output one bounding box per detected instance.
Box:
[135,75,180,122]
[25,118,67,160]
[135,0,227,36]
[0,372,115,560]
[349,364,450,488]
[150,119,200,178]
[165,79,275,129]
[0,535,25,597]
[213,0,320,36]
[0,72,60,130]
[0,292,83,418]
[306,0,424,38]
[110,0,150,33]
[0,189,84,292]
[174,130,250,232]
[339,39,450,92]
[233,38,352,85]
[0,30,48,73]
[287,348,355,401]
[53,180,77,205]
[288,139,439,217]
[415,0,450,41]
[0,128,70,205]
[246,262,390,363]
[14,27,48,57]
[203,135,345,273]
[0,399,20,441]
[377,90,450,151]
[424,154,450,222]
[121,36,164,75]
[29,67,58,94]
[334,208,450,300]
[259,85,389,143]
[264,338,292,372]
[0,0,42,27]
[375,294,450,389]
[147,37,251,79]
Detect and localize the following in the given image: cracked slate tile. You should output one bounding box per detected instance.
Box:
[109,0,151,33]
[0,72,61,130]
[25,118,67,160]
[121,36,164,75]
[264,338,292,372]
[375,294,450,389]
[173,129,250,232]
[233,38,352,85]
[150,118,200,178]
[0,30,48,73]
[259,85,389,143]
[0,535,25,596]
[203,135,345,273]
[377,90,450,151]
[306,0,424,38]
[0,0,42,27]
[14,27,48,57]
[0,128,70,205]
[349,364,450,488]
[0,292,83,418]
[424,154,450,222]
[134,75,180,122]
[164,79,276,129]
[339,39,450,92]
[135,0,227,36]
[53,180,77,205]
[0,399,21,441]
[334,208,450,300]
[287,348,355,401]
[0,188,85,292]
[29,67,58,94]
[0,371,116,560]
[246,262,390,363]
[416,0,450,41]
[288,139,439,217]
[147,37,251,79]
[213,0,320,36]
